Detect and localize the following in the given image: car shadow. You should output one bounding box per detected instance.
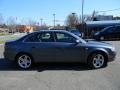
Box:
[0,58,93,72]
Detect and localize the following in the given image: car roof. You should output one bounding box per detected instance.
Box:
[34,30,69,33]
[32,30,80,39]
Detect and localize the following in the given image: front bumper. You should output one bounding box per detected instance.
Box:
[108,51,116,62]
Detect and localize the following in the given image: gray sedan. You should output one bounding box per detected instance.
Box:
[4,30,116,69]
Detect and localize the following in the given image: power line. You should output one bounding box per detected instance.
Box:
[98,8,120,13]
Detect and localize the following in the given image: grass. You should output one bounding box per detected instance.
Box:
[0,34,25,44]
[0,41,4,44]
[0,33,11,36]
[0,37,17,44]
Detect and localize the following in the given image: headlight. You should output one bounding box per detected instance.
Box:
[110,47,115,52]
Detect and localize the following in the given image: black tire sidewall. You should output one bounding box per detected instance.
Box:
[88,53,107,69]
[16,54,33,69]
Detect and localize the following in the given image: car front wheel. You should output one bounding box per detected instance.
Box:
[17,54,33,69]
[88,53,107,69]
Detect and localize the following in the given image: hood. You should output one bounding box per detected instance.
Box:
[85,40,112,48]
[94,32,100,36]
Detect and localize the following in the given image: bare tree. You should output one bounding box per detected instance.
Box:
[113,16,120,20]
[7,17,17,33]
[27,19,38,26]
[66,13,79,28]
[0,13,4,24]
[91,10,98,21]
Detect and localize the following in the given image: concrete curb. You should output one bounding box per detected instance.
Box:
[0,44,4,46]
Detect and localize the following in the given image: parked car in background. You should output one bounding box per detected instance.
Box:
[69,29,82,37]
[93,26,120,40]
[4,30,116,69]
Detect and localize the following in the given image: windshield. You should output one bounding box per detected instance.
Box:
[68,31,86,44]
[101,26,113,32]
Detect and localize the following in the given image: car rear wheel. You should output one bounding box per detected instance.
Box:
[17,54,33,69]
[88,53,107,69]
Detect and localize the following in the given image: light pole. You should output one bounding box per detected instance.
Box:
[81,0,84,38]
[40,18,43,26]
[82,0,84,24]
[53,14,56,28]
[72,13,76,27]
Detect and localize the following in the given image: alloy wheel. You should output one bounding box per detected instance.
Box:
[17,54,32,69]
[92,54,105,69]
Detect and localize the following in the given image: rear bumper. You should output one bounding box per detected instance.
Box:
[4,51,15,61]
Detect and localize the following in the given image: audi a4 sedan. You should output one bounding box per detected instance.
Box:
[4,30,116,69]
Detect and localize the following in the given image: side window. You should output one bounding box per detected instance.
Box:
[25,33,41,42]
[25,32,54,42]
[106,28,114,33]
[40,32,54,42]
[55,32,76,43]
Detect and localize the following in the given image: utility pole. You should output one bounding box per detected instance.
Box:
[81,0,84,38]
[40,18,43,26]
[72,13,76,27]
[53,14,56,28]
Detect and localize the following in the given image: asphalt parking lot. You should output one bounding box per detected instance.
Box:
[0,41,120,90]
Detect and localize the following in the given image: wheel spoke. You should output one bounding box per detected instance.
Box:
[18,55,32,69]
[24,55,28,60]
[92,54,105,68]
[24,62,28,68]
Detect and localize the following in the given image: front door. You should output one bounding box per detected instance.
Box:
[53,32,85,62]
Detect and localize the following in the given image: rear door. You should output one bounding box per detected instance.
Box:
[24,32,58,62]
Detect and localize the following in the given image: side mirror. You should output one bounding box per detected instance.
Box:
[75,40,80,44]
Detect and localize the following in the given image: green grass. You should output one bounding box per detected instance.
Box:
[0,33,26,44]
[0,33,11,36]
[0,36,20,44]
[0,41,4,44]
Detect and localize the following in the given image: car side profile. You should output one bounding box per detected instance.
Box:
[93,26,120,40]
[4,30,116,69]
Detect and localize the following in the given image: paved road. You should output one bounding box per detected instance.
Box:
[0,41,120,90]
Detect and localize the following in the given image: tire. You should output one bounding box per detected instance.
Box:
[16,54,33,69]
[88,52,107,69]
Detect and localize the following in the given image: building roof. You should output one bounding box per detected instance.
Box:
[86,20,120,28]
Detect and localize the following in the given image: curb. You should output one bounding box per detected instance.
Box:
[0,44,4,46]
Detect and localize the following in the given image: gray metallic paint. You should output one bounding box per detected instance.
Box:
[4,30,116,63]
